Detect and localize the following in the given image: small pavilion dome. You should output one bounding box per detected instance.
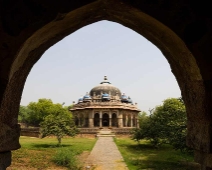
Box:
[78,96,83,103]
[121,93,128,102]
[127,96,133,104]
[83,92,92,101]
[102,92,110,101]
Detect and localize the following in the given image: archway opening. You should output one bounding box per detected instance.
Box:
[94,113,100,127]
[102,113,109,127]
[1,0,204,168]
[16,20,192,167]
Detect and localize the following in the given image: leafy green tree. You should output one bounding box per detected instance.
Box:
[132,111,150,143]
[132,109,166,148]
[19,99,74,127]
[65,105,73,111]
[138,111,148,126]
[152,98,187,149]
[40,106,78,145]
[132,97,191,152]
[26,98,54,126]
[18,105,31,125]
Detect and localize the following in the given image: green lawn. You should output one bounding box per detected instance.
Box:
[9,136,201,170]
[114,137,200,170]
[9,136,97,170]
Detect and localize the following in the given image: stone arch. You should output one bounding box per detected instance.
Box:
[1,1,201,128]
[94,113,100,127]
[128,114,132,127]
[1,0,211,169]
[112,113,117,127]
[102,113,109,127]
[126,114,131,127]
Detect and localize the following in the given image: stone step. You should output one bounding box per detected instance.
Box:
[99,131,113,134]
[96,134,116,137]
[96,128,116,137]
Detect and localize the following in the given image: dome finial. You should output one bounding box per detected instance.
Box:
[100,75,111,84]
[104,75,107,80]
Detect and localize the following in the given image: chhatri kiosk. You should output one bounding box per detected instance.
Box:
[71,76,140,129]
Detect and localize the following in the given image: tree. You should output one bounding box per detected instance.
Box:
[138,111,148,126]
[132,97,191,152]
[39,104,79,145]
[18,105,31,125]
[26,98,55,126]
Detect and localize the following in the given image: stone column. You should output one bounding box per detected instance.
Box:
[118,111,123,128]
[131,115,133,127]
[100,118,102,127]
[89,119,94,128]
[0,123,21,170]
[125,116,128,127]
[99,111,102,128]
[0,152,11,170]
[109,112,112,127]
[89,111,94,128]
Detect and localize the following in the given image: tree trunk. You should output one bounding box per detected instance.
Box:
[57,136,61,145]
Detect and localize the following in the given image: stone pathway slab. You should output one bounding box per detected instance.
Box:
[84,137,128,170]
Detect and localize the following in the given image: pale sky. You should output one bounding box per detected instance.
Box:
[20,20,181,113]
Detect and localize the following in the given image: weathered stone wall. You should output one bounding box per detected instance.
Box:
[112,128,134,135]
[20,128,40,138]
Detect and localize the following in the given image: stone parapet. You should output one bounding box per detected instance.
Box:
[71,101,140,111]
[20,127,40,138]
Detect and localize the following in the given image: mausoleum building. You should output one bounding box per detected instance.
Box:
[70,76,140,128]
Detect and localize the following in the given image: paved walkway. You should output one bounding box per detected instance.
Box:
[84,130,128,170]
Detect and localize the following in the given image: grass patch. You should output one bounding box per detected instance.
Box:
[9,136,97,170]
[52,148,79,169]
[114,137,200,170]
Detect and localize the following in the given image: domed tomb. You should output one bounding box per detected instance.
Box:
[90,76,121,97]
[71,75,141,129]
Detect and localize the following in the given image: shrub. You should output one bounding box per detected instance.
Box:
[52,148,81,170]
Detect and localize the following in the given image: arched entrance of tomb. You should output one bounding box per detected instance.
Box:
[1,0,212,169]
[102,113,109,127]
[94,113,100,127]
[128,114,131,127]
[112,113,117,127]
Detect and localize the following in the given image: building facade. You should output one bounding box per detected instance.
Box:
[71,76,140,128]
